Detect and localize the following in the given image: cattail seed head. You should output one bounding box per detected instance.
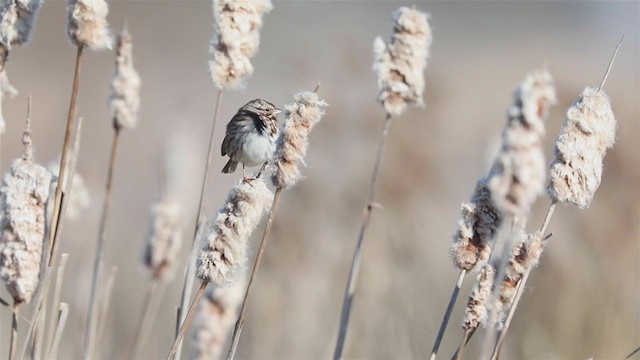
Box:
[548,87,616,208]
[209,0,273,89]
[197,178,273,286]
[190,276,246,360]
[0,126,51,304]
[143,197,183,281]
[109,24,140,130]
[488,69,557,218]
[47,157,91,220]
[373,6,432,117]
[462,264,495,331]
[493,232,544,329]
[0,0,42,50]
[0,70,17,134]
[271,90,327,189]
[450,178,503,272]
[67,0,112,50]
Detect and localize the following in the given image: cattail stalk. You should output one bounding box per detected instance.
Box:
[176,89,222,359]
[335,8,431,359]
[94,266,117,358]
[84,23,136,359]
[492,36,623,357]
[47,302,69,359]
[225,88,326,359]
[169,177,275,359]
[177,1,272,355]
[45,253,69,356]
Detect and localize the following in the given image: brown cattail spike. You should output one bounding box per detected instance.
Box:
[0,0,42,48]
[488,69,557,218]
[548,88,617,208]
[450,178,503,272]
[196,178,273,286]
[67,0,112,50]
[271,90,328,189]
[0,118,51,304]
[373,6,432,117]
[463,264,495,331]
[493,231,544,328]
[209,0,273,89]
[143,197,182,281]
[110,23,140,130]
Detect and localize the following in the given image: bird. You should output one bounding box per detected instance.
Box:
[221,99,281,181]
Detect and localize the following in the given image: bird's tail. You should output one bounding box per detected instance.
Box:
[222,159,238,174]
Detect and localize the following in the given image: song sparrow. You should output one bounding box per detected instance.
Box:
[221,99,280,180]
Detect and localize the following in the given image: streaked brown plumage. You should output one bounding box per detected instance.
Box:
[221,99,280,179]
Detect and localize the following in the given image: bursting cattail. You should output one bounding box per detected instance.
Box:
[190,276,246,360]
[0,70,17,134]
[462,264,495,331]
[66,0,112,50]
[109,24,140,130]
[450,178,503,272]
[548,88,617,209]
[143,197,182,281]
[209,0,273,89]
[47,157,91,220]
[373,7,432,117]
[488,69,557,218]
[0,124,51,304]
[197,178,273,286]
[493,231,544,329]
[0,0,43,69]
[0,0,42,47]
[272,90,328,189]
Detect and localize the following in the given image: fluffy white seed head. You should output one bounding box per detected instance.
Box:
[0,69,17,134]
[450,178,503,272]
[0,127,51,304]
[109,24,140,130]
[492,232,544,329]
[271,91,327,189]
[143,197,183,281]
[488,69,557,218]
[190,276,246,360]
[0,0,42,50]
[67,0,112,50]
[548,87,616,208]
[197,179,273,286]
[373,6,432,117]
[47,157,91,220]
[209,0,273,89]
[462,264,495,331]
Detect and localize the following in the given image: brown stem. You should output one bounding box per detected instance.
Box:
[9,303,19,360]
[45,253,69,356]
[175,89,223,359]
[334,114,393,360]
[167,281,209,360]
[94,266,118,358]
[452,328,474,360]
[491,202,556,358]
[83,128,122,359]
[430,269,467,360]
[48,45,84,266]
[129,280,160,359]
[226,188,284,360]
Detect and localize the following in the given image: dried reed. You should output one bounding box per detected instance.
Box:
[176,1,272,355]
[335,7,431,359]
[83,22,136,359]
[226,88,327,360]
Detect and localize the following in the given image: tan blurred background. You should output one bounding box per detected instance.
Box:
[0,1,638,359]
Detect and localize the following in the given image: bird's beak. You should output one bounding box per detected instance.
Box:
[274,109,282,115]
